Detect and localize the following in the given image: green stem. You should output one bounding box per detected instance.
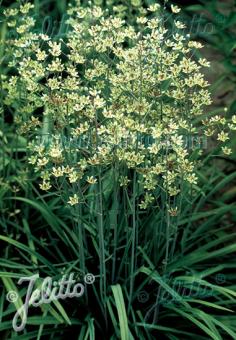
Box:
[97,167,107,323]
[128,169,137,312]
[111,163,119,283]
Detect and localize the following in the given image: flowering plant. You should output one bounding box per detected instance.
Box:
[4,3,235,209]
[2,2,236,338]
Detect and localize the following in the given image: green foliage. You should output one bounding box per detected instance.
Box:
[0,1,236,339]
[184,0,236,113]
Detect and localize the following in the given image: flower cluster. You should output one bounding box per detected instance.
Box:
[3,2,234,208]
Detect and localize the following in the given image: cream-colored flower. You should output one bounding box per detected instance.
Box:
[171,5,181,13]
[147,4,160,12]
[48,41,62,57]
[20,3,34,14]
[69,172,79,183]
[137,17,148,24]
[52,167,64,177]
[49,146,62,159]
[199,58,210,68]
[185,173,198,185]
[37,157,49,167]
[28,156,37,165]
[222,146,232,155]
[217,131,229,142]
[86,176,97,184]
[68,194,79,206]
[174,21,186,29]
[39,181,52,191]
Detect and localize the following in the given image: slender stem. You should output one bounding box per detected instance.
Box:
[97,166,107,324]
[128,169,137,312]
[111,163,119,283]
[94,107,107,324]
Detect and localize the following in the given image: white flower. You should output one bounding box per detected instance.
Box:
[86,176,97,184]
[147,4,160,12]
[171,5,181,13]
[199,58,210,68]
[217,131,229,142]
[39,181,51,191]
[48,41,62,57]
[68,194,79,206]
[174,21,186,29]
[222,147,232,155]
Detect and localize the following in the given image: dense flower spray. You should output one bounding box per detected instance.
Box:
[3,1,235,209]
